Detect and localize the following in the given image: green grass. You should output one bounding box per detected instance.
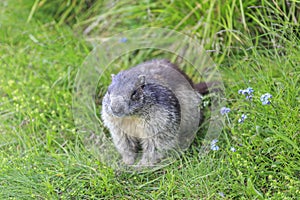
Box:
[1,0,300,199]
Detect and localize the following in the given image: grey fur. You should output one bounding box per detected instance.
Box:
[101,59,202,166]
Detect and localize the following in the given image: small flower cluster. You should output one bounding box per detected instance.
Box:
[220,107,230,115]
[238,87,254,100]
[238,114,247,123]
[210,138,237,152]
[211,87,273,152]
[260,93,272,105]
[210,139,219,151]
[239,87,272,105]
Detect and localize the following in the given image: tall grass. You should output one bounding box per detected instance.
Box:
[29,0,299,61]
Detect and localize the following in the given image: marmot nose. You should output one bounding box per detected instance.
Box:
[111,104,125,116]
[110,96,126,117]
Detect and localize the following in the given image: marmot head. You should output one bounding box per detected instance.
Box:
[103,70,149,117]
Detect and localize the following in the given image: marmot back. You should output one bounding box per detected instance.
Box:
[101,59,202,166]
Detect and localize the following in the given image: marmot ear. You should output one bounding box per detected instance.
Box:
[111,74,115,80]
[138,75,145,84]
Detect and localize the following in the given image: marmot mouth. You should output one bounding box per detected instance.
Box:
[109,108,127,118]
[111,113,126,118]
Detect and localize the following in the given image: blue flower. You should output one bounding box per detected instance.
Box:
[210,139,219,151]
[218,192,225,198]
[211,139,218,145]
[245,95,253,100]
[230,147,236,152]
[220,107,231,115]
[260,93,272,105]
[238,87,254,100]
[238,114,247,123]
[246,87,254,94]
[119,37,128,43]
[211,145,219,151]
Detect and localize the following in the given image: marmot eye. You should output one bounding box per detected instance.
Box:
[131,85,145,100]
[131,90,138,100]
